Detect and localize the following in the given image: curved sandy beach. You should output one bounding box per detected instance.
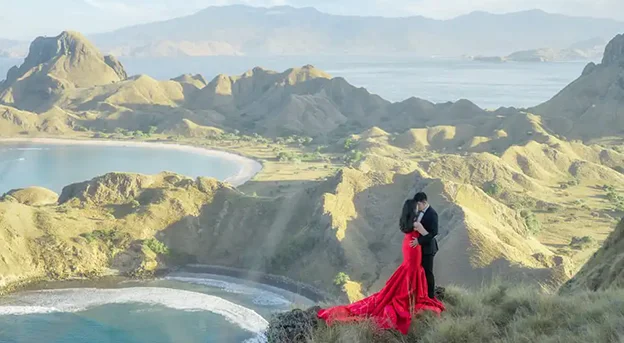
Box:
[0,138,263,187]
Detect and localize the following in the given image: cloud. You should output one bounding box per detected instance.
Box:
[83,0,135,13]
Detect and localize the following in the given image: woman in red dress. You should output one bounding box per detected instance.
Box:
[317,199,445,334]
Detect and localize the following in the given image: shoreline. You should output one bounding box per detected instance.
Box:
[177,264,334,303]
[1,265,333,305]
[0,137,263,187]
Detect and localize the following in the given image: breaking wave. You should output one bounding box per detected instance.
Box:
[0,287,269,337]
[164,276,292,307]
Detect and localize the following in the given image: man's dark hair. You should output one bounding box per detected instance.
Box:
[413,192,427,202]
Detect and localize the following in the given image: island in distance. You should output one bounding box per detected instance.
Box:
[469,37,606,62]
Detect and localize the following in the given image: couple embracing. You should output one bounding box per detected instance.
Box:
[317,192,445,334]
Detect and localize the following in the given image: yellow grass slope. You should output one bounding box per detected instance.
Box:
[0,31,127,112]
[4,187,59,206]
[561,218,624,292]
[0,172,228,291]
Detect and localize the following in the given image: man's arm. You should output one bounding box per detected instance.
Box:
[418,211,438,245]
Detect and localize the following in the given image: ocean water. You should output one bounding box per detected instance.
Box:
[0,273,313,343]
[0,56,588,109]
[0,143,245,194]
[117,56,589,109]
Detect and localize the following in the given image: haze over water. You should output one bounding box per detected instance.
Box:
[118,56,588,109]
[0,56,588,110]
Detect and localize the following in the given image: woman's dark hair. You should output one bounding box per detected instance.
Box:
[399,199,416,233]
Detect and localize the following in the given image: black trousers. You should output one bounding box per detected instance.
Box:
[421,254,435,298]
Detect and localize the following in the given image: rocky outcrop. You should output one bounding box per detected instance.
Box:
[58,172,155,205]
[266,306,321,343]
[601,34,624,66]
[0,31,127,112]
[531,33,624,140]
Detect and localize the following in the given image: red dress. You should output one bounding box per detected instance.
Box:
[317,231,445,334]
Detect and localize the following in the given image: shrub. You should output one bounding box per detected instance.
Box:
[520,210,541,235]
[604,186,624,211]
[144,238,170,255]
[277,151,297,162]
[343,137,356,151]
[569,236,595,250]
[80,229,131,250]
[333,272,350,286]
[483,182,502,196]
[344,150,363,166]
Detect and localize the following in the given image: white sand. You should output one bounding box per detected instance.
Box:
[0,138,263,187]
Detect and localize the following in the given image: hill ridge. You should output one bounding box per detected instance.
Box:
[0,31,127,112]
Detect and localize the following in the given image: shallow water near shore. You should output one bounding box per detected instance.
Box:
[0,141,258,194]
[0,273,314,343]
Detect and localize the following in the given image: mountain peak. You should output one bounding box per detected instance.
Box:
[0,31,127,112]
[27,31,99,66]
[281,65,331,85]
[601,33,624,66]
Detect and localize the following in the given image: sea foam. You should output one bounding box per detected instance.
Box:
[165,276,292,306]
[0,287,269,335]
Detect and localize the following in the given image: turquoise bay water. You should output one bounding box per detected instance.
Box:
[0,273,313,343]
[0,143,244,194]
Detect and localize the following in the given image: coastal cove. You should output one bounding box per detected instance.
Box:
[0,137,310,343]
[0,138,263,194]
[0,271,315,343]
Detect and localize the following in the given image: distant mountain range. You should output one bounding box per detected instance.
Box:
[1,6,623,58]
[2,30,624,141]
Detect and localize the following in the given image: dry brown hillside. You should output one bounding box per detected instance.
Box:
[560,218,624,292]
[4,131,621,296]
[0,120,622,298]
[3,30,623,147]
[0,31,126,112]
[342,125,623,285]
[0,31,544,143]
[0,167,564,296]
[532,33,624,140]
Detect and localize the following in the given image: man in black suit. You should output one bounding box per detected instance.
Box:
[409,192,439,299]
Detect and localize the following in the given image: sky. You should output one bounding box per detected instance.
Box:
[0,0,622,40]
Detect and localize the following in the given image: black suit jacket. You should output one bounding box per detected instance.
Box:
[417,207,439,256]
